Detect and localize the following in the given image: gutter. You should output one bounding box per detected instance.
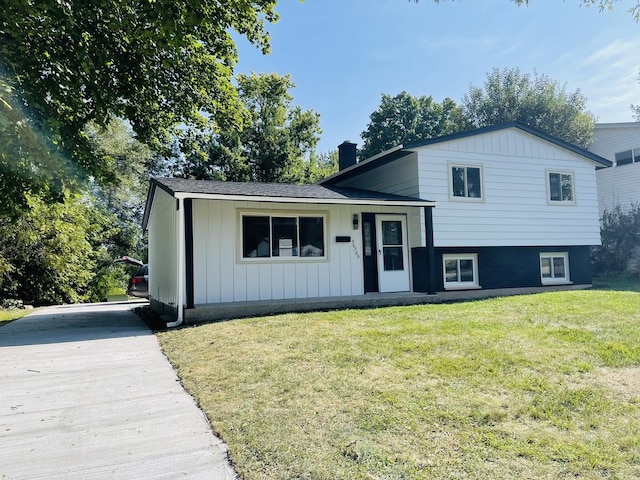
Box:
[166,196,185,328]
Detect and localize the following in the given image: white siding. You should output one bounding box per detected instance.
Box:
[591,123,640,216]
[191,200,421,305]
[148,188,178,306]
[416,129,601,247]
[597,163,640,215]
[338,154,420,198]
[590,123,640,162]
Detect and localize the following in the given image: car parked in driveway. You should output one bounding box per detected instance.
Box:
[114,256,149,299]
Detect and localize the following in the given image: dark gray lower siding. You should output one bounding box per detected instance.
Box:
[433,245,592,292]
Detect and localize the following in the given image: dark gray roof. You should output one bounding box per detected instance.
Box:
[321,121,612,185]
[142,177,432,230]
[152,177,429,203]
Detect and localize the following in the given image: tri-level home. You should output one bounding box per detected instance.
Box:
[143,122,610,324]
[588,122,640,216]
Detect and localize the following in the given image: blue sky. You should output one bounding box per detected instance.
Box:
[234,0,640,154]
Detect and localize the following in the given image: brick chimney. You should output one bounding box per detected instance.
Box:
[338,141,357,171]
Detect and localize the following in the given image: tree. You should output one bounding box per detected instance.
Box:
[420,1,640,21]
[0,0,278,213]
[359,92,468,159]
[174,73,322,183]
[461,68,596,148]
[0,192,119,305]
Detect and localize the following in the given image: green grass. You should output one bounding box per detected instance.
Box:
[157,287,640,479]
[0,308,31,327]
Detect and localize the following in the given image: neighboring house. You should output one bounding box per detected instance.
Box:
[588,122,640,216]
[143,122,610,324]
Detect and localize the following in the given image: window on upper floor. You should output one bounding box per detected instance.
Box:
[540,252,570,285]
[241,213,326,260]
[450,164,483,200]
[547,170,575,205]
[615,148,640,166]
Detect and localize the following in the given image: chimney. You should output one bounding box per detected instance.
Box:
[338,141,357,171]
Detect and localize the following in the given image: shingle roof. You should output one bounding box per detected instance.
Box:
[152,177,429,203]
[143,178,432,230]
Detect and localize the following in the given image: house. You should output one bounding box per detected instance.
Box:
[142,122,610,325]
[588,122,640,216]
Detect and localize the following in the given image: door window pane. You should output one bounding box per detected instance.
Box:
[383,247,404,271]
[382,221,402,245]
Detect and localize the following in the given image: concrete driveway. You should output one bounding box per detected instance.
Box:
[0,302,236,479]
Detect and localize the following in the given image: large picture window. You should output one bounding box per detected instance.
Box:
[242,214,325,259]
[540,252,570,285]
[450,164,483,200]
[442,254,479,290]
[547,171,575,204]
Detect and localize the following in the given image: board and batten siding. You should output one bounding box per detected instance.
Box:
[148,187,178,307]
[415,128,601,247]
[191,199,421,305]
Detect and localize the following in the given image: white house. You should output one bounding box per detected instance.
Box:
[588,122,640,216]
[143,122,610,324]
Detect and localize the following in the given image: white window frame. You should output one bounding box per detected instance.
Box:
[539,252,571,285]
[238,211,328,263]
[448,163,484,202]
[614,148,640,166]
[546,170,576,206]
[442,253,480,290]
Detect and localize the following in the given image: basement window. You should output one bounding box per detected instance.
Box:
[540,252,571,285]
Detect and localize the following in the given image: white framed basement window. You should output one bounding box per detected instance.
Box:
[449,163,484,201]
[540,252,571,285]
[546,170,575,205]
[442,254,480,290]
[240,212,327,261]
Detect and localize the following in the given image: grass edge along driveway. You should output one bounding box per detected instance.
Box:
[157,289,640,480]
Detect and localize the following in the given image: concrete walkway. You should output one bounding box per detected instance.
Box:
[0,302,236,479]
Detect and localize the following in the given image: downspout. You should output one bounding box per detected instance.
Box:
[167,196,185,328]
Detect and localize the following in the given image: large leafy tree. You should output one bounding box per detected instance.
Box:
[0,0,277,214]
[360,92,468,159]
[174,73,321,183]
[461,68,597,147]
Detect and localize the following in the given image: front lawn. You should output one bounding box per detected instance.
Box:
[157,289,640,479]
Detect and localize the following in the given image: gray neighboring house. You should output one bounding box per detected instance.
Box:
[143,122,610,324]
[589,122,640,216]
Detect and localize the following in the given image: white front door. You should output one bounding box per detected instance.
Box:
[376,215,410,293]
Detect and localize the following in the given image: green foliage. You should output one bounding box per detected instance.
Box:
[592,204,640,274]
[359,91,468,159]
[0,193,111,305]
[461,68,596,147]
[174,73,322,183]
[0,0,278,213]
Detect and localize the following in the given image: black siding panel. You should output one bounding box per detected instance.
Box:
[434,245,593,291]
